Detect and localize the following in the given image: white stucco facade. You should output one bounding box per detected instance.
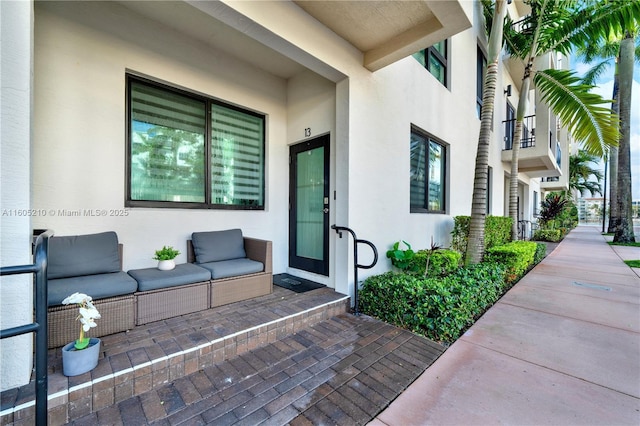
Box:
[1,0,570,391]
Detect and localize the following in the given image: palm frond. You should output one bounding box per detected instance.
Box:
[528,0,640,58]
[534,68,619,156]
[580,60,613,85]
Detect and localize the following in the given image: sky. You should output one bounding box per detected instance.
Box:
[571,58,639,200]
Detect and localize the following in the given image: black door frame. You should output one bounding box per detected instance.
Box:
[288,134,330,276]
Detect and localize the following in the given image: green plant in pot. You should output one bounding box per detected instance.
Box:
[154,245,180,271]
[61,292,101,376]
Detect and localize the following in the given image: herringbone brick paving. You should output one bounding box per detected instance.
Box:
[66,314,444,425]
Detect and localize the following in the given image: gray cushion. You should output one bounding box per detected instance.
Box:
[198,258,264,280]
[191,229,246,264]
[48,232,120,279]
[128,263,211,292]
[48,271,138,306]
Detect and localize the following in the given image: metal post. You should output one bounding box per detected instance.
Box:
[331,225,378,315]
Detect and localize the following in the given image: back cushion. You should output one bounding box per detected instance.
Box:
[48,232,121,279]
[191,229,246,263]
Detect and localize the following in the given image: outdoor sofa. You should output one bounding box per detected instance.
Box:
[46,229,272,347]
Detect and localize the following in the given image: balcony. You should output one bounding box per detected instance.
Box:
[502,115,562,177]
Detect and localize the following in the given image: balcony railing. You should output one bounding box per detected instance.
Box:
[503,114,536,150]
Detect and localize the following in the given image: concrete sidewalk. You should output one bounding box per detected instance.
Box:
[371,226,640,425]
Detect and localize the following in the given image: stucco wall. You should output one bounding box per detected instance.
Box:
[0,0,34,392]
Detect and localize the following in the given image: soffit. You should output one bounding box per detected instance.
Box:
[116,1,307,80]
[293,0,472,71]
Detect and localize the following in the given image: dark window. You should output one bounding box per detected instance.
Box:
[412,40,448,87]
[505,102,516,150]
[477,47,487,118]
[486,166,492,214]
[410,126,447,213]
[127,75,265,209]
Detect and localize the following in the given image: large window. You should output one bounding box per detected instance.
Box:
[410,126,447,213]
[412,40,448,87]
[127,76,265,209]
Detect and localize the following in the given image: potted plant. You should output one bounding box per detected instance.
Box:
[153,245,180,271]
[60,292,101,376]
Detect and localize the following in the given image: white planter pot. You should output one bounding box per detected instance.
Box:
[62,337,101,377]
[158,259,176,271]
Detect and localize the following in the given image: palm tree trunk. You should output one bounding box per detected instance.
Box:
[613,33,635,243]
[466,0,507,265]
[607,60,619,233]
[510,72,532,240]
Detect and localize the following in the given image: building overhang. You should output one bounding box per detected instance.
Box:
[293,0,472,71]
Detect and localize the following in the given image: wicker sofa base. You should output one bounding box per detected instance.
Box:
[47,295,135,349]
[211,272,272,307]
[135,280,210,325]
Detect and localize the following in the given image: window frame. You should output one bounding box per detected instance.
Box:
[409,125,448,214]
[412,39,449,87]
[125,74,266,210]
[477,46,487,118]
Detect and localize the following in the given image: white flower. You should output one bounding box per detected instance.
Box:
[79,307,101,320]
[62,292,91,305]
[62,292,100,341]
[79,317,97,332]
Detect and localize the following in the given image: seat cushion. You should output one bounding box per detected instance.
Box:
[48,231,120,279]
[191,229,246,263]
[198,258,264,280]
[128,263,211,292]
[48,271,138,306]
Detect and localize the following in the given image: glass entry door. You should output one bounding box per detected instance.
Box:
[289,135,330,275]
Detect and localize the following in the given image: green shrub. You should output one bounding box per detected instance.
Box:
[359,263,506,344]
[532,229,561,242]
[533,242,547,265]
[485,241,537,283]
[408,249,462,277]
[451,216,512,255]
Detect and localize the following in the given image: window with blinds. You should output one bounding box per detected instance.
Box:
[127,76,265,209]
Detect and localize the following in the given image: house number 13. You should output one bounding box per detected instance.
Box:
[304,128,311,137]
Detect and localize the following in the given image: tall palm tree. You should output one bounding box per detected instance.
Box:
[501,0,639,240]
[576,37,619,232]
[613,31,636,243]
[466,0,507,266]
[569,150,603,197]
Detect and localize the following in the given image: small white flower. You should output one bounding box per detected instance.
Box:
[80,317,97,332]
[62,292,88,305]
[79,307,101,320]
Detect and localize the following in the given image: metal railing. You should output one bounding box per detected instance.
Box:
[503,114,536,150]
[1,230,53,425]
[331,225,378,315]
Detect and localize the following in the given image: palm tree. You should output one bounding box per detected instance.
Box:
[613,31,637,243]
[576,33,640,233]
[501,0,639,240]
[466,0,507,265]
[576,37,619,232]
[569,150,603,198]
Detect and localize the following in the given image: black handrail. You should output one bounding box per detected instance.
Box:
[1,230,53,425]
[331,225,378,315]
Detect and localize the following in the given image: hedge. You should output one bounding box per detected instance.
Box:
[532,229,562,242]
[359,263,506,344]
[485,240,537,283]
[406,249,462,277]
[451,215,512,255]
